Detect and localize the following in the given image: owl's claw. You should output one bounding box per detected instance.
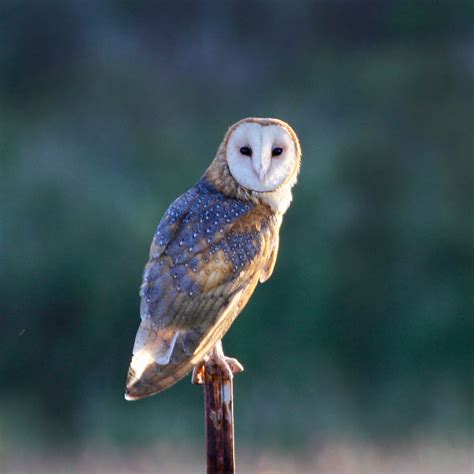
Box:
[192,361,206,385]
[221,356,244,376]
[191,341,244,385]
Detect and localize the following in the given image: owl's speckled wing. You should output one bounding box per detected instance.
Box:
[125,178,278,400]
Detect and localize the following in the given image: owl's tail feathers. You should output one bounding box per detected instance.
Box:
[125,358,194,400]
[124,320,195,400]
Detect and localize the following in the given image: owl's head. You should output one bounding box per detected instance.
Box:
[223,118,301,193]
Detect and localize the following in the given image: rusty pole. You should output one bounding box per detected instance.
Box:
[204,359,235,474]
[194,356,240,474]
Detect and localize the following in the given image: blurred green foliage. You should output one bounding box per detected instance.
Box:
[0,0,472,454]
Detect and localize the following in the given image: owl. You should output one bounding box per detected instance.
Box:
[125,117,301,400]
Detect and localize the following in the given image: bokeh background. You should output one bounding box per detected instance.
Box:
[1,1,473,472]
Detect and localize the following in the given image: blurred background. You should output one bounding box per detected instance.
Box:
[0,1,473,472]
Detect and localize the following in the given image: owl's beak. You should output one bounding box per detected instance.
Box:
[254,153,271,183]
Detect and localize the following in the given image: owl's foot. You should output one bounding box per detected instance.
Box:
[191,341,244,385]
[192,362,206,385]
[220,355,244,377]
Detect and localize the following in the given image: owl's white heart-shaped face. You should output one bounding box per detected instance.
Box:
[225,121,298,192]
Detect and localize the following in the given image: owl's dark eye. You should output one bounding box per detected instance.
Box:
[239,146,252,156]
[272,147,283,157]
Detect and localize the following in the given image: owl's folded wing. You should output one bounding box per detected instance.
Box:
[125,183,276,399]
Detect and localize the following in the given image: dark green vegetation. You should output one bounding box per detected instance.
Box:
[0,0,472,454]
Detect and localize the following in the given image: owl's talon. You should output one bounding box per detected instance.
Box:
[223,356,244,375]
[205,340,244,380]
[191,363,206,385]
[207,355,244,380]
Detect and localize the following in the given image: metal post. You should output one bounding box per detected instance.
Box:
[193,355,240,474]
[204,359,235,474]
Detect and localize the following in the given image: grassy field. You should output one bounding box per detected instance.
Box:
[2,439,472,474]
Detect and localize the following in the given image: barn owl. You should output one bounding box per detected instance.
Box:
[125,117,301,400]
